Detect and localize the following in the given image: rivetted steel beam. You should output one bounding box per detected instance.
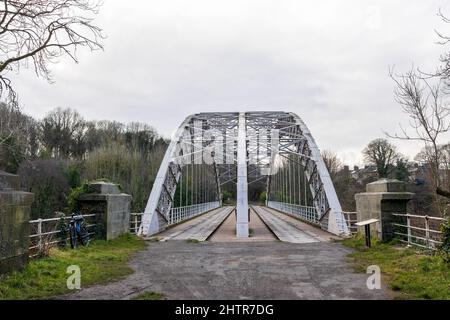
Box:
[139,115,193,236]
[236,112,249,237]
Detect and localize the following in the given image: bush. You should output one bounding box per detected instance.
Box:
[68,182,89,213]
[18,160,72,219]
[440,215,450,262]
[259,191,267,204]
[83,143,160,212]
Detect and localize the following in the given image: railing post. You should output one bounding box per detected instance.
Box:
[37,218,43,252]
[425,216,430,249]
[406,215,412,246]
[134,214,138,234]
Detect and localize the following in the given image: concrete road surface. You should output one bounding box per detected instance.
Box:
[62,240,388,300]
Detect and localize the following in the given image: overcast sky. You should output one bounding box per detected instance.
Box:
[7,0,450,165]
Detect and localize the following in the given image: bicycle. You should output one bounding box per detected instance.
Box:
[68,214,91,249]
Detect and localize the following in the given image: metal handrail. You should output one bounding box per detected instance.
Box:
[129,202,221,234]
[391,213,444,221]
[267,201,319,224]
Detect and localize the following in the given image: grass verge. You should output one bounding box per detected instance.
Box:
[342,236,450,300]
[0,234,147,300]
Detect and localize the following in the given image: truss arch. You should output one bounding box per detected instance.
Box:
[139,112,349,237]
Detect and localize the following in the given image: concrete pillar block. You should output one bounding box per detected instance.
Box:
[76,182,132,240]
[0,171,34,275]
[355,179,414,242]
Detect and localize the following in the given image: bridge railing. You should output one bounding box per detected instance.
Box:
[130,201,221,234]
[341,211,445,250]
[343,211,358,234]
[29,213,98,258]
[392,213,444,250]
[169,201,221,225]
[130,212,143,234]
[267,201,319,225]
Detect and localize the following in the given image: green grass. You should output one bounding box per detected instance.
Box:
[342,236,450,300]
[131,291,165,300]
[0,234,147,300]
[186,239,200,244]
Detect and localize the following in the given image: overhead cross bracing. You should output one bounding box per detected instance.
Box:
[139,112,350,238]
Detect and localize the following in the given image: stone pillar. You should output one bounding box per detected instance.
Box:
[355,179,414,242]
[76,182,131,240]
[0,171,34,275]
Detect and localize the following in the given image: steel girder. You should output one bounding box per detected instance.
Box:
[236,113,249,237]
[139,111,349,237]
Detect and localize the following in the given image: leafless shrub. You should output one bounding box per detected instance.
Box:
[389,68,450,204]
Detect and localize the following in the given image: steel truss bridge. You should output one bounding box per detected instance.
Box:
[139,112,350,238]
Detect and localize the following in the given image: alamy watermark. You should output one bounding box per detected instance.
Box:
[67,265,81,290]
[366,265,381,290]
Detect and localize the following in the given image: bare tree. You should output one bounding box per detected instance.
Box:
[363,138,399,178]
[435,9,450,87]
[0,101,38,172]
[321,150,342,180]
[40,107,87,158]
[389,68,450,198]
[0,0,104,104]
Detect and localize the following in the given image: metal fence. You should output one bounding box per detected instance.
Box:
[130,212,143,234]
[392,213,444,250]
[340,211,445,250]
[29,213,97,258]
[343,211,358,234]
[267,201,319,224]
[30,202,221,253]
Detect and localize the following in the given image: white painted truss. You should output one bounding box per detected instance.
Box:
[139,112,350,237]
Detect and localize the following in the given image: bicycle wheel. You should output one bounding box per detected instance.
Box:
[69,224,77,249]
[78,224,90,247]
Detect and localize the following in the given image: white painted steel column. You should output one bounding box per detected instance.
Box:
[236,112,249,237]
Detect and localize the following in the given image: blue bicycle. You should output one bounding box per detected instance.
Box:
[68,214,90,249]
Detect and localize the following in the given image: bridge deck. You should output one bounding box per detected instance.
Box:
[156,206,234,242]
[209,207,277,242]
[253,206,340,243]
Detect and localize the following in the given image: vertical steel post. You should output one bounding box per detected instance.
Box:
[297,158,301,205]
[179,167,182,207]
[304,172,307,206]
[289,155,293,204]
[236,112,249,237]
[293,157,296,205]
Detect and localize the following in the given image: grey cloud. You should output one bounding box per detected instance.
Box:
[7,0,450,165]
